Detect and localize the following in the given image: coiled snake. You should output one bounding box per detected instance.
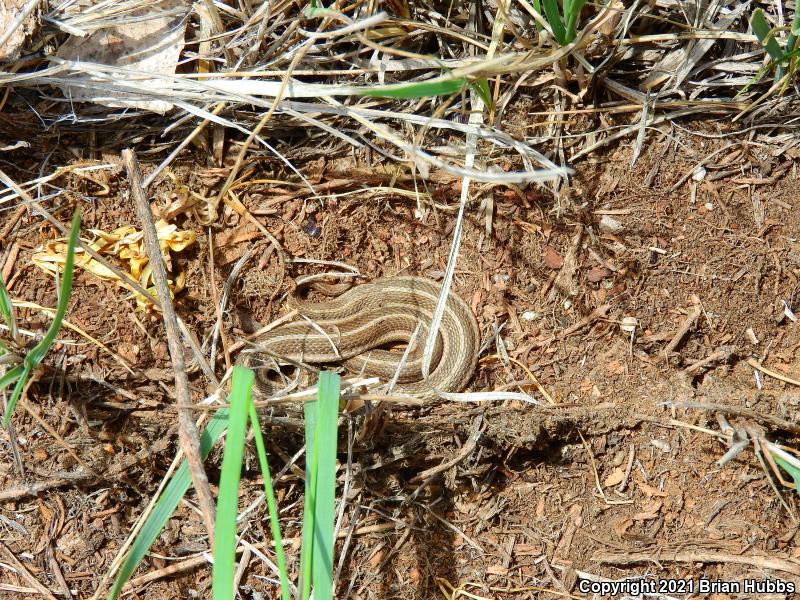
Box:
[244,276,480,402]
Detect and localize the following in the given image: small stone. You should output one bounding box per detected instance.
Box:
[598,215,623,234]
[651,439,670,453]
[620,316,637,333]
[784,300,798,323]
[692,166,707,181]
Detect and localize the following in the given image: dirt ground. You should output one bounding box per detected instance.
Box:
[2,109,800,600]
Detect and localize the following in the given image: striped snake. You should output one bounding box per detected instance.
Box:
[244,276,480,402]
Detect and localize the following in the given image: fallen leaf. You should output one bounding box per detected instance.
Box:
[32,220,195,310]
[635,478,669,498]
[605,360,626,376]
[632,511,660,521]
[55,0,189,113]
[542,245,563,269]
[612,517,633,537]
[587,266,612,282]
[214,225,260,248]
[603,467,626,488]
[642,499,663,513]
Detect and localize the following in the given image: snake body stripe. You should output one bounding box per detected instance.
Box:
[252,307,445,382]
[246,276,480,402]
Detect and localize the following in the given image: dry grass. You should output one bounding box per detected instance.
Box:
[1,0,797,195]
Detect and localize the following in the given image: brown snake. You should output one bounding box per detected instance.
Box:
[244,276,480,402]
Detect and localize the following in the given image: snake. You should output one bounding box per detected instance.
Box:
[244,276,480,402]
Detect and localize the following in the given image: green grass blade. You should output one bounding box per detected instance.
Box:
[471,79,493,110]
[212,366,254,600]
[300,396,317,600]
[2,207,81,428]
[563,0,588,42]
[773,454,800,492]
[310,372,339,600]
[26,207,82,368]
[541,0,568,45]
[736,60,772,96]
[108,407,232,600]
[0,270,16,343]
[3,364,31,427]
[303,4,342,17]
[0,363,23,391]
[751,9,786,62]
[248,392,291,600]
[767,442,800,493]
[531,0,543,32]
[358,77,467,99]
[786,10,798,66]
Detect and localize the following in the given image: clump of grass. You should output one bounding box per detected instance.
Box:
[109,368,341,600]
[214,368,340,599]
[1,207,81,427]
[212,365,290,600]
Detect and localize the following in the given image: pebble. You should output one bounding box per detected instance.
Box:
[651,439,670,453]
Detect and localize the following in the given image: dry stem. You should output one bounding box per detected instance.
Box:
[122,148,217,542]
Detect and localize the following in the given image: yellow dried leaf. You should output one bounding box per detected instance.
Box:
[32,243,119,280]
[32,219,195,310]
[139,263,153,289]
[174,270,186,291]
[156,220,196,252]
[127,253,149,280]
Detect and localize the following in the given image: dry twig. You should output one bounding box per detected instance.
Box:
[123,148,217,541]
[662,304,703,359]
[674,401,800,436]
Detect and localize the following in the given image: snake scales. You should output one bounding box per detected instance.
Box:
[244,276,480,402]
